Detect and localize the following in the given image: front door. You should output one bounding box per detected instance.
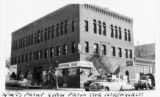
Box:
[34,67,43,82]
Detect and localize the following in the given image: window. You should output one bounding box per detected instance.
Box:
[22,55,24,63]
[85,41,89,53]
[15,56,17,64]
[124,29,127,41]
[112,46,116,56]
[50,47,54,57]
[84,20,88,32]
[51,26,54,38]
[103,22,106,36]
[48,27,51,39]
[60,22,63,35]
[115,26,118,38]
[102,45,106,55]
[118,48,122,57]
[65,20,68,34]
[31,34,33,45]
[125,49,128,58]
[128,30,131,41]
[129,50,132,59]
[37,31,41,43]
[34,52,37,60]
[41,30,43,42]
[26,54,28,62]
[72,42,76,53]
[38,50,42,60]
[119,27,122,39]
[93,19,97,33]
[56,24,59,37]
[18,56,20,63]
[98,21,101,35]
[44,28,47,40]
[111,25,114,38]
[72,20,75,32]
[94,43,99,54]
[56,46,61,56]
[63,44,68,55]
[29,53,32,61]
[44,49,49,58]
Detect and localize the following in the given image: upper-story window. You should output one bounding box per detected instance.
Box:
[72,20,75,32]
[94,43,99,54]
[72,42,76,53]
[60,22,63,35]
[44,49,49,58]
[48,27,51,39]
[129,50,132,59]
[128,30,131,41]
[98,21,101,35]
[102,45,106,55]
[44,28,47,41]
[64,20,68,34]
[118,47,122,57]
[40,30,43,42]
[124,29,127,41]
[119,27,122,39]
[50,47,54,57]
[85,41,89,53]
[125,49,128,58]
[22,55,24,63]
[57,46,61,56]
[56,24,59,37]
[93,19,97,34]
[115,26,118,38]
[51,26,54,38]
[103,22,106,36]
[111,25,114,38]
[84,20,88,32]
[26,54,28,62]
[29,53,32,61]
[112,46,116,56]
[38,50,42,60]
[37,30,41,43]
[63,44,68,55]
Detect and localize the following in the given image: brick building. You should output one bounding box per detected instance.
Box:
[11,4,134,86]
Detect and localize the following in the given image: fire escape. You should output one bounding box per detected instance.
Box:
[86,50,112,75]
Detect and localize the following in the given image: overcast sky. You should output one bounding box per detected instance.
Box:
[0,0,160,59]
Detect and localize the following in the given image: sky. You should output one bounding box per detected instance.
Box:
[0,0,159,59]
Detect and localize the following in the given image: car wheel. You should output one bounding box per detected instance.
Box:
[85,89,89,91]
[120,86,124,91]
[105,87,109,91]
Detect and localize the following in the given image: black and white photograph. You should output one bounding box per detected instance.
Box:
[0,0,160,97]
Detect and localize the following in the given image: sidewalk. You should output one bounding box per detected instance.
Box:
[55,88,85,91]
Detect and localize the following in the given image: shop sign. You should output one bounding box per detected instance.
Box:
[126,60,133,66]
[58,61,93,69]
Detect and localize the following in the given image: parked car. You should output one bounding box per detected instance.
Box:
[18,79,31,88]
[84,77,124,91]
[6,80,19,87]
[134,76,153,90]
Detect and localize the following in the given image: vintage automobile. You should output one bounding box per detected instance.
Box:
[134,75,153,90]
[6,79,19,87]
[18,79,42,88]
[84,77,124,91]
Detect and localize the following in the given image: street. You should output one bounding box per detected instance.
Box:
[6,86,155,91]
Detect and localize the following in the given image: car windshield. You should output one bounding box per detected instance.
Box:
[141,76,147,80]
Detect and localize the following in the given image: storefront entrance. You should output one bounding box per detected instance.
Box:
[34,67,42,82]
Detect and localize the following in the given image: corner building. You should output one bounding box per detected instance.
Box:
[11,4,134,87]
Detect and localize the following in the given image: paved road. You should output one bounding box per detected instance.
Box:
[6,86,155,91]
